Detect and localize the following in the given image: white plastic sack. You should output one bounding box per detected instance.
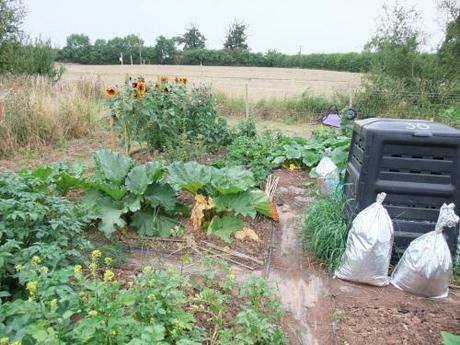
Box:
[316,152,339,195]
[391,203,459,298]
[334,192,394,286]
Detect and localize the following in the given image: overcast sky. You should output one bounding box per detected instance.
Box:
[22,0,446,54]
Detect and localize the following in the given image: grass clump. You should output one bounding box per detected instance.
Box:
[303,196,349,272]
[0,76,103,157]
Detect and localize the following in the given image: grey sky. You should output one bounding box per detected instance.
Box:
[23,0,445,54]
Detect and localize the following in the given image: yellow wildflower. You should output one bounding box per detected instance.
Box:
[104,257,113,266]
[15,264,23,272]
[110,330,117,337]
[288,163,297,171]
[0,337,9,345]
[89,262,97,274]
[26,280,38,297]
[74,265,82,274]
[91,250,102,260]
[31,256,41,266]
[143,266,152,274]
[228,269,236,281]
[88,310,98,317]
[103,269,115,282]
[40,266,48,274]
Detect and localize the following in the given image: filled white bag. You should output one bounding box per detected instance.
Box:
[316,150,339,195]
[391,203,459,298]
[334,192,394,286]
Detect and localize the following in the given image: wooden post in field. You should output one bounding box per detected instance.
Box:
[348,82,353,108]
[130,55,133,66]
[0,99,3,126]
[119,53,123,65]
[245,82,249,119]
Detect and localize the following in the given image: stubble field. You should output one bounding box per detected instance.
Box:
[61,63,362,100]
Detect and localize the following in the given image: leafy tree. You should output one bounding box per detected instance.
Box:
[180,24,206,50]
[60,33,91,63]
[0,0,25,44]
[224,20,249,51]
[437,0,460,90]
[153,36,178,64]
[364,1,425,81]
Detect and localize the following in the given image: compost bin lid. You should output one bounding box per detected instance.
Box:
[355,118,460,137]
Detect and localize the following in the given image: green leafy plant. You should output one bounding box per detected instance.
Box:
[82,150,184,238]
[0,251,288,344]
[106,78,230,153]
[441,331,460,345]
[0,171,92,300]
[168,161,276,242]
[303,196,349,271]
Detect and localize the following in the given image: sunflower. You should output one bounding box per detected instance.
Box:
[104,87,117,97]
[136,81,146,96]
[160,76,169,83]
[154,82,160,91]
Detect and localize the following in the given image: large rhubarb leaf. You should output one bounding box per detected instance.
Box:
[131,210,181,237]
[93,149,133,184]
[207,215,243,243]
[214,191,257,218]
[167,161,212,194]
[144,183,177,212]
[210,167,255,195]
[82,190,126,237]
[89,181,127,201]
[125,162,164,195]
[250,190,275,219]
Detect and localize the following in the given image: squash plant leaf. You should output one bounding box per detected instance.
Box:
[167,161,212,194]
[144,183,177,213]
[131,210,181,238]
[210,167,255,195]
[93,149,134,184]
[214,191,257,218]
[125,162,164,195]
[250,190,275,219]
[207,215,244,243]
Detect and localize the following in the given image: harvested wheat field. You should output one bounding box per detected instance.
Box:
[61,63,362,100]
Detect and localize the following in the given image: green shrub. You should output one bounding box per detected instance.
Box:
[0,253,287,344]
[0,171,92,299]
[303,196,349,271]
[0,39,62,79]
[106,78,230,153]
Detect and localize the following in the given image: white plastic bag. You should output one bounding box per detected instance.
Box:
[391,203,459,298]
[316,150,339,195]
[334,192,394,286]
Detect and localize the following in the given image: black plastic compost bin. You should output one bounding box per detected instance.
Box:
[344,118,460,260]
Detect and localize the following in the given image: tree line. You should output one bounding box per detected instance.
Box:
[55,23,376,73]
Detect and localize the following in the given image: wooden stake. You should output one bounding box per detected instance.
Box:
[348,82,353,108]
[245,82,249,119]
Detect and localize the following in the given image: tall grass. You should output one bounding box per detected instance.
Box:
[216,91,348,122]
[0,76,104,157]
[303,196,349,272]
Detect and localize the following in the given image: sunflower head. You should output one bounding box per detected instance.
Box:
[160,76,169,83]
[136,81,146,95]
[104,87,117,97]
